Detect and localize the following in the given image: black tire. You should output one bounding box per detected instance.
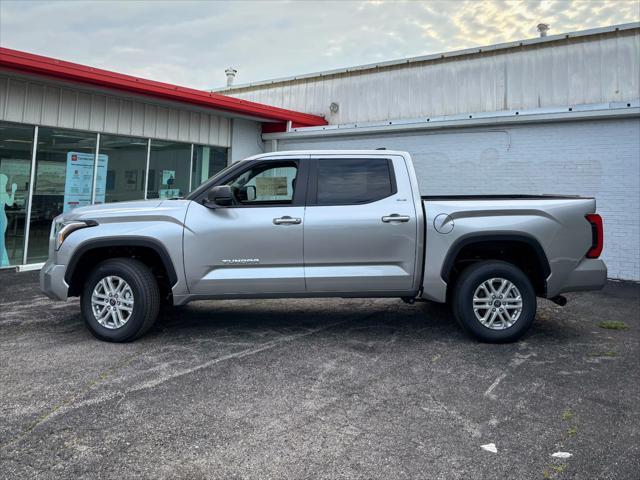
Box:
[80,258,160,342]
[452,261,536,343]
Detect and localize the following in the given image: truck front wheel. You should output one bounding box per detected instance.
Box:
[80,258,160,342]
[452,261,536,343]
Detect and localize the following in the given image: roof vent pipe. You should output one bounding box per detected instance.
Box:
[225,67,237,86]
[537,23,549,37]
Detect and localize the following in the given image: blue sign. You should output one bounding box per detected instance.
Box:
[63,152,108,212]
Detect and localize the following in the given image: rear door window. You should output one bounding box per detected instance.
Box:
[314,158,395,205]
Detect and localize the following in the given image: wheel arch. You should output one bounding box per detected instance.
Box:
[65,237,178,297]
[441,233,551,298]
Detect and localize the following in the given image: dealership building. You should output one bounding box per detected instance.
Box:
[0,47,325,269]
[1,22,639,281]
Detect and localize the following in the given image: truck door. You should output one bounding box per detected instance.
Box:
[304,155,418,294]
[183,157,308,296]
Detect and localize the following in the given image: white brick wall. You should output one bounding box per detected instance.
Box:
[278,118,640,280]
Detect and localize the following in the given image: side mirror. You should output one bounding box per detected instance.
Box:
[237,185,256,202]
[205,185,233,208]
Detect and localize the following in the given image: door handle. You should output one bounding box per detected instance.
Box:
[273,216,302,225]
[382,214,411,223]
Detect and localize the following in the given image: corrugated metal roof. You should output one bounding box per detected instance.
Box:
[218,23,640,126]
[0,47,327,127]
[215,22,639,93]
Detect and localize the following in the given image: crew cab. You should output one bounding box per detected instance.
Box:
[40,150,607,342]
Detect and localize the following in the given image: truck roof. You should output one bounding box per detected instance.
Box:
[244,150,410,161]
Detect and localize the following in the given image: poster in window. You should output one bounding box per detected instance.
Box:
[162,169,176,186]
[125,170,138,191]
[0,159,30,207]
[0,173,17,267]
[63,152,108,212]
[35,161,66,195]
[255,176,288,197]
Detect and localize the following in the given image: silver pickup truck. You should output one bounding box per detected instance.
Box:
[41,150,606,343]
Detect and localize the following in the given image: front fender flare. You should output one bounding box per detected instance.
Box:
[64,237,178,288]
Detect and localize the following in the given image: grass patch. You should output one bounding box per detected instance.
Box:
[566,425,577,437]
[543,464,567,479]
[552,464,567,474]
[562,409,574,421]
[588,350,619,358]
[598,321,629,330]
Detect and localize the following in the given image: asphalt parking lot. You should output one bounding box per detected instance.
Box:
[0,271,638,480]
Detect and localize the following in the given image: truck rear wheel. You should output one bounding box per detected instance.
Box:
[80,258,160,342]
[452,261,536,343]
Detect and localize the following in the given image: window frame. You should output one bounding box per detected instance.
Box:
[146,139,192,200]
[307,157,398,207]
[191,158,309,208]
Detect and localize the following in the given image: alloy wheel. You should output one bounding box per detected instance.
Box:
[91,275,135,329]
[472,277,523,330]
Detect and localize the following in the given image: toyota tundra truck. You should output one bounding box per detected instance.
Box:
[40,150,607,343]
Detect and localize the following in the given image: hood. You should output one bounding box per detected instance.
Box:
[60,199,166,222]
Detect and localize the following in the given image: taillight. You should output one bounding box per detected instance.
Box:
[585,213,603,258]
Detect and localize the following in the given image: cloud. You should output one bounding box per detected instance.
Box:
[0,0,637,89]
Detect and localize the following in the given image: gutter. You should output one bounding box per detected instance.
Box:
[262,101,640,140]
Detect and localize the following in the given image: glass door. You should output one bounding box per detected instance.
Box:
[147,140,191,199]
[0,122,34,267]
[191,145,228,191]
[99,134,148,203]
[27,128,97,263]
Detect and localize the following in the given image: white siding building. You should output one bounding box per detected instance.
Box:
[219,23,640,281]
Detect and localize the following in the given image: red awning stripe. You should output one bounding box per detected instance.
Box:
[0,47,327,127]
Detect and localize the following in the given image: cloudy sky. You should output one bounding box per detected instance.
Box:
[0,0,638,89]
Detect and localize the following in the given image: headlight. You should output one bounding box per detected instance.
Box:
[54,220,97,250]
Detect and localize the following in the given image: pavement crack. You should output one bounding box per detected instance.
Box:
[422,392,482,439]
[3,320,346,448]
[1,350,145,451]
[131,322,343,392]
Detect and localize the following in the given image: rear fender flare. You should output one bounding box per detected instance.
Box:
[440,233,551,284]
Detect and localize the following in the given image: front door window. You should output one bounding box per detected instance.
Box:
[224,162,298,206]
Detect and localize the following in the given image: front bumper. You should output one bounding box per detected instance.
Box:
[40,260,69,301]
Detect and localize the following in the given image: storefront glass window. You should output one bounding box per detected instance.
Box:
[147,140,191,199]
[27,128,97,263]
[99,134,148,204]
[1,122,228,266]
[191,145,228,191]
[0,122,34,267]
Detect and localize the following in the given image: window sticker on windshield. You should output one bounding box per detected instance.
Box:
[255,176,288,196]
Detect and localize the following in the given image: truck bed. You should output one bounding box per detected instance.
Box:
[419,193,600,303]
[422,194,591,201]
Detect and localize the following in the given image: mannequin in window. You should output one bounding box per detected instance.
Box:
[0,174,18,266]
